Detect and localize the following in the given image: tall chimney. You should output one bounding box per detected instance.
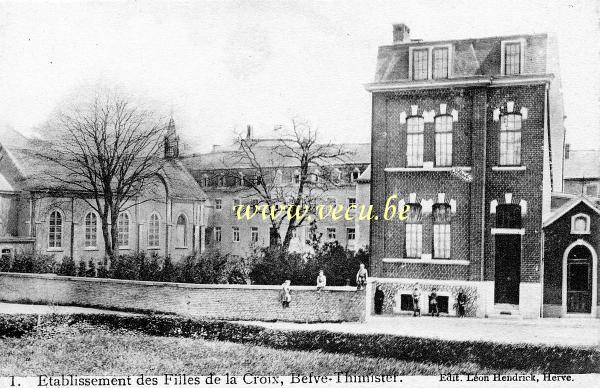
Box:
[393,23,411,43]
[246,125,253,140]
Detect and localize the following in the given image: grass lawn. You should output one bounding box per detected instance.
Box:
[0,322,527,375]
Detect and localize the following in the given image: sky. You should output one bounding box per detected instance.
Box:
[1,0,599,153]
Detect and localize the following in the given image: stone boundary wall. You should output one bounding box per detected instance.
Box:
[0,273,365,322]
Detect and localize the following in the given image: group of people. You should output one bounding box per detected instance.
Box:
[280,267,468,318]
[374,284,468,317]
[279,263,369,308]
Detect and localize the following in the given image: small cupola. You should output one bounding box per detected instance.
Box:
[164,117,180,158]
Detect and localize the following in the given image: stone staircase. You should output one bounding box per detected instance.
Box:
[488,304,522,319]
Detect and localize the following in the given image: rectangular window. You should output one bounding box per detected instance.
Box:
[347,228,356,241]
[204,227,213,246]
[405,204,422,258]
[504,42,521,75]
[233,198,240,213]
[327,227,336,240]
[232,227,240,242]
[400,294,414,311]
[215,226,222,242]
[432,47,449,79]
[406,117,424,167]
[347,197,357,207]
[215,198,222,210]
[499,114,522,166]
[251,227,259,243]
[433,224,451,258]
[412,49,428,80]
[435,115,453,166]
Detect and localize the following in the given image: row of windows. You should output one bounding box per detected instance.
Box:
[214,197,358,212]
[208,226,357,243]
[410,41,522,81]
[405,203,452,259]
[46,210,190,250]
[403,113,522,167]
[200,168,362,188]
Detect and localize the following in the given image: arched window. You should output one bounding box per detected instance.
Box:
[499,113,522,166]
[496,204,522,228]
[433,204,452,259]
[84,212,98,248]
[406,117,424,167]
[405,204,423,258]
[117,212,130,248]
[48,210,63,248]
[571,213,590,234]
[148,213,160,248]
[176,214,187,247]
[435,115,453,166]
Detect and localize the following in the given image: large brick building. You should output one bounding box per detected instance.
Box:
[366,25,567,318]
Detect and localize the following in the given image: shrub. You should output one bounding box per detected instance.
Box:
[77,260,87,277]
[249,247,307,285]
[160,256,177,283]
[311,242,370,286]
[9,252,55,274]
[56,256,77,276]
[110,254,140,280]
[0,315,37,338]
[51,314,600,374]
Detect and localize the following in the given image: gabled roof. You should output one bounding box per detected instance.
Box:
[563,150,600,180]
[357,165,371,182]
[0,127,206,201]
[543,194,600,227]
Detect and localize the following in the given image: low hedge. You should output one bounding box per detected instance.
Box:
[1,313,598,373]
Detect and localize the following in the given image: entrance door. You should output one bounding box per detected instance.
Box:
[494,235,521,305]
[567,246,592,313]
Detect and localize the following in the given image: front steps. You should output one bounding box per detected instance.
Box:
[487,304,522,319]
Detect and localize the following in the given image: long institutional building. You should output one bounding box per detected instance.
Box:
[1,24,599,319]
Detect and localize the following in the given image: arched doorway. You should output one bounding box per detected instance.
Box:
[562,240,598,316]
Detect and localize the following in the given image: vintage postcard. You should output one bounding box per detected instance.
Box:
[0,0,599,387]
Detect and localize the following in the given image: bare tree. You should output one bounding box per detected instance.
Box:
[226,119,351,252]
[34,91,170,257]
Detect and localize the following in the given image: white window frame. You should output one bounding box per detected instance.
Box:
[500,39,526,76]
[346,227,356,241]
[214,226,222,242]
[405,223,423,258]
[251,227,259,243]
[232,226,240,243]
[327,227,336,241]
[48,209,64,250]
[117,211,131,249]
[175,214,188,248]
[434,115,453,167]
[406,116,424,167]
[147,212,161,249]
[215,198,222,210]
[202,174,208,187]
[232,198,241,214]
[499,113,522,166]
[408,44,453,81]
[83,211,99,250]
[571,213,591,235]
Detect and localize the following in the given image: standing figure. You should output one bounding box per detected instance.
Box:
[280,280,292,308]
[356,263,368,290]
[412,285,420,317]
[429,288,440,317]
[374,285,385,314]
[457,289,467,317]
[316,270,327,292]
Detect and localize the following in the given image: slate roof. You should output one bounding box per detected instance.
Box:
[563,150,600,180]
[0,127,206,200]
[543,193,600,227]
[373,33,549,83]
[182,142,371,171]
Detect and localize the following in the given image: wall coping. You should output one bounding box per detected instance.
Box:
[0,272,359,293]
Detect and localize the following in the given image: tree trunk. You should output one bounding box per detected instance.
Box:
[110,206,119,259]
[100,214,113,258]
[281,221,295,252]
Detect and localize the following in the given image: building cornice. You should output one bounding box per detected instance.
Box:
[364,74,553,92]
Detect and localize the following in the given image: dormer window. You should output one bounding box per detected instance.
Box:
[571,213,590,234]
[409,45,452,81]
[412,49,428,80]
[501,39,525,75]
[432,47,449,79]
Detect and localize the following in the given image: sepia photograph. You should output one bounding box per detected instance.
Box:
[0,0,599,387]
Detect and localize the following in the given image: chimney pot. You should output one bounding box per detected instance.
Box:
[393,23,411,43]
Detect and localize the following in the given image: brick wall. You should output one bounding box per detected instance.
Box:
[0,272,365,322]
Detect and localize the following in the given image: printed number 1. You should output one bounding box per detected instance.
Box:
[10,376,18,386]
